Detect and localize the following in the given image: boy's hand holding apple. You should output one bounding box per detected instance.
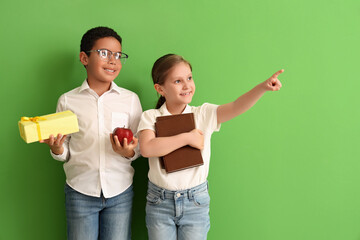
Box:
[110,127,138,158]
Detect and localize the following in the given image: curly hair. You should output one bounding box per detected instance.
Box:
[80,26,122,55]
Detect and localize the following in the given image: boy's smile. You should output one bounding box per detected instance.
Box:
[105,68,116,73]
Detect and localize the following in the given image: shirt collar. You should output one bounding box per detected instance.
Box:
[78,79,121,94]
[159,102,191,116]
[78,79,90,92]
[109,81,121,94]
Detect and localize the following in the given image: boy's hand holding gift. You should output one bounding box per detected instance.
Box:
[19,110,78,148]
[110,127,138,158]
[40,134,68,155]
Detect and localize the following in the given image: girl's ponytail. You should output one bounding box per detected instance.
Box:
[156,96,166,109]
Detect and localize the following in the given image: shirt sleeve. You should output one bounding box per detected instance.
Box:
[199,103,221,133]
[125,94,143,161]
[50,94,70,162]
[137,110,157,134]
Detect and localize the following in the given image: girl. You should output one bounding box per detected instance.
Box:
[137,54,283,240]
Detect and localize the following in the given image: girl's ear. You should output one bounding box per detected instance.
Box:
[79,52,89,67]
[154,84,165,96]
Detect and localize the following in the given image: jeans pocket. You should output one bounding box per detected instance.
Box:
[193,191,210,207]
[146,190,163,205]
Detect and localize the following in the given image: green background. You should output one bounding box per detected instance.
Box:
[1,0,359,239]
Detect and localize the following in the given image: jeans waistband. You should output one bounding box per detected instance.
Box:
[148,181,208,200]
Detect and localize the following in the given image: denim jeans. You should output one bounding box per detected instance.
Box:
[64,184,133,240]
[146,181,210,240]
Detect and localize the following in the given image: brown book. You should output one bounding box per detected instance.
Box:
[155,113,204,173]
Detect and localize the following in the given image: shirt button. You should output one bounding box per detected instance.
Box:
[176,193,181,197]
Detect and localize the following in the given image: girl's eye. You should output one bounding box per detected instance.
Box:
[188,76,192,81]
[175,80,181,83]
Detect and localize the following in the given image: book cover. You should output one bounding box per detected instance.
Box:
[155,113,203,173]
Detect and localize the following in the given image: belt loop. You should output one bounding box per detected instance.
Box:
[188,189,194,200]
[160,189,165,200]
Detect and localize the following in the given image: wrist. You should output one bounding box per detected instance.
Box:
[51,147,64,155]
[255,82,268,94]
[123,149,135,158]
[183,132,193,146]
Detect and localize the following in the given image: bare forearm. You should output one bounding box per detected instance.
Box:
[217,69,283,124]
[217,84,266,123]
[140,133,190,158]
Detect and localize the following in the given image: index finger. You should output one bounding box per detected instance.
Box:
[272,69,284,78]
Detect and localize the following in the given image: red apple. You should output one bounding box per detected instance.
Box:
[113,127,133,145]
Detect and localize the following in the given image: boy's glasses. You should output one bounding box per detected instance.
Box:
[87,49,128,64]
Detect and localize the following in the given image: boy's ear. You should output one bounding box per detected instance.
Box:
[154,84,164,96]
[79,51,88,66]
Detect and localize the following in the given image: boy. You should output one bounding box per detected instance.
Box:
[41,26,142,240]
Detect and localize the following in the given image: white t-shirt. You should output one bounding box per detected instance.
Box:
[137,103,220,190]
[51,80,142,198]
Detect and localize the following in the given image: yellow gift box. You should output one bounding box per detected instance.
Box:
[18,110,79,143]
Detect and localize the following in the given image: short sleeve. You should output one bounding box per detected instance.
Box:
[198,103,221,133]
[137,109,157,134]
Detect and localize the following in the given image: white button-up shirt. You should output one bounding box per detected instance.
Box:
[51,80,142,198]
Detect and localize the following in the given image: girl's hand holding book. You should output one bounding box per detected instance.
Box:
[188,129,204,150]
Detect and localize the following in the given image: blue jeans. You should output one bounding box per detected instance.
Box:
[64,184,133,240]
[146,181,210,240]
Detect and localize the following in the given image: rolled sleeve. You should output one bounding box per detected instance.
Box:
[50,144,69,162]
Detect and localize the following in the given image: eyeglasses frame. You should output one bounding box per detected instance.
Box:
[86,49,129,63]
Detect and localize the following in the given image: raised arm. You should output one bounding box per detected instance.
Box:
[139,129,204,158]
[217,69,283,124]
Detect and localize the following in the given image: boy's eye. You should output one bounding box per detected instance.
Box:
[175,80,181,83]
[114,52,121,60]
[188,76,192,81]
[99,50,108,58]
